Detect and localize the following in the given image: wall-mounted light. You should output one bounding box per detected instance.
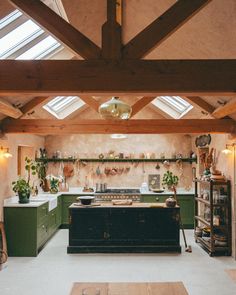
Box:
[0,146,13,158]
[222,143,236,155]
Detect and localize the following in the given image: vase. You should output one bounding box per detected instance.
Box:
[18,192,30,204]
[165,196,177,208]
[50,187,58,194]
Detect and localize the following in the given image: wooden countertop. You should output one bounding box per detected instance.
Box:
[70,202,179,208]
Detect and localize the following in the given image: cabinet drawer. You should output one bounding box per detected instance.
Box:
[37,219,48,247]
[48,208,58,235]
[141,195,166,203]
[37,203,48,224]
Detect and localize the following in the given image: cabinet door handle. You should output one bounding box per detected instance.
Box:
[156,197,159,201]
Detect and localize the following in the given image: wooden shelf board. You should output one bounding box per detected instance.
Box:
[195,197,227,207]
[195,216,210,227]
[36,157,197,163]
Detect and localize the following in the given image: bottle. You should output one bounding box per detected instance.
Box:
[35,186,38,195]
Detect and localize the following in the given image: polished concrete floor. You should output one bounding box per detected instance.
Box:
[0,230,236,295]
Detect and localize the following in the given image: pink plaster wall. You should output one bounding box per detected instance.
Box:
[45,134,193,189]
[0,134,45,221]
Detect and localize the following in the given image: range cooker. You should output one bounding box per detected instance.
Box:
[95,188,141,202]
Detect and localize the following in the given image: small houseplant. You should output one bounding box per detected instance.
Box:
[46,174,62,194]
[12,177,31,204]
[162,171,179,207]
[12,157,38,203]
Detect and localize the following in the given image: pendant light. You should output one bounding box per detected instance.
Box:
[98,97,132,120]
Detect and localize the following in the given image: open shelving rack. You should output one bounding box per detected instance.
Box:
[194,179,231,256]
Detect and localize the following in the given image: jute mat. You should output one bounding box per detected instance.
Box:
[225,269,236,282]
[70,282,189,295]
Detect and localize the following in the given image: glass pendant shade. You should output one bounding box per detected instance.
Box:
[99,97,132,120]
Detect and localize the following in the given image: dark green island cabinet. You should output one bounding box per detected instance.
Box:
[67,203,181,253]
[141,194,194,229]
[4,201,61,257]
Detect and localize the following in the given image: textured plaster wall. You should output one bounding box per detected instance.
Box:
[0,134,45,221]
[45,134,193,190]
[192,134,236,258]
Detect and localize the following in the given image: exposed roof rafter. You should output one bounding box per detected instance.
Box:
[130,97,155,118]
[8,0,101,59]
[212,100,236,119]
[122,0,212,59]
[0,97,22,118]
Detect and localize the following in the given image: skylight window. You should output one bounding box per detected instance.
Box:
[0,9,62,60]
[16,36,60,60]
[152,96,193,119]
[43,97,85,119]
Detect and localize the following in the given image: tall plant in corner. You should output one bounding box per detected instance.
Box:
[162,170,179,199]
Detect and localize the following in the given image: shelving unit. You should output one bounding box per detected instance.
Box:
[36,157,197,164]
[194,179,231,256]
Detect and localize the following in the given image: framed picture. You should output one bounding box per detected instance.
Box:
[148,174,160,190]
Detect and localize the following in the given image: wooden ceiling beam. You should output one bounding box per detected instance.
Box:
[185,96,215,114]
[102,0,122,59]
[8,0,101,59]
[20,97,51,116]
[212,100,236,119]
[79,96,100,113]
[2,119,235,134]
[0,98,22,119]
[130,97,155,117]
[122,0,212,59]
[0,59,235,96]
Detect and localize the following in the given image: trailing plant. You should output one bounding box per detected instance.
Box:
[25,157,37,184]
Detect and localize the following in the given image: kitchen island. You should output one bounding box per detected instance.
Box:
[67,202,181,253]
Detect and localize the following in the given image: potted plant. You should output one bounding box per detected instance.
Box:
[46,174,62,194]
[12,157,38,203]
[162,170,179,207]
[12,177,31,204]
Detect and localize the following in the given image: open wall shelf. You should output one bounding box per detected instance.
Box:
[36,157,197,164]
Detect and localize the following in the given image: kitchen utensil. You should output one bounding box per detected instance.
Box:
[96,166,101,176]
[63,163,74,178]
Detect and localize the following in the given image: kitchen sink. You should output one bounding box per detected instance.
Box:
[30,196,58,211]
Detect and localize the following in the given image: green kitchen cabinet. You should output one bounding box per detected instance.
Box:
[141,194,194,229]
[61,195,78,227]
[4,200,61,257]
[61,194,94,227]
[56,196,62,227]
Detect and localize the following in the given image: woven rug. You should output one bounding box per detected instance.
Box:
[70,282,189,295]
[225,269,236,282]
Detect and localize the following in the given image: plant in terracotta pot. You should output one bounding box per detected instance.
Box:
[162,171,179,207]
[12,177,31,204]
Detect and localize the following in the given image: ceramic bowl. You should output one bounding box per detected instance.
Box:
[77,196,95,205]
